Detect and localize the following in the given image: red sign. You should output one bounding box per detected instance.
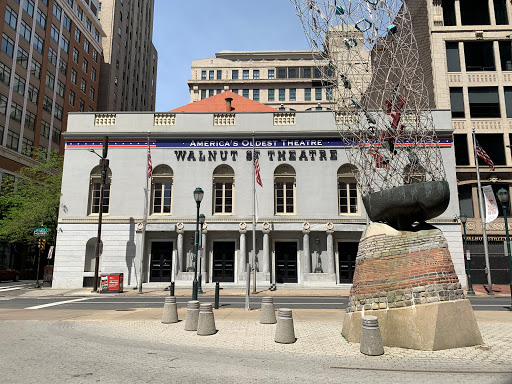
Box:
[100,274,123,293]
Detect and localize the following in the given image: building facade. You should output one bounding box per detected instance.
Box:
[410,0,512,284]
[52,93,464,289]
[97,0,157,112]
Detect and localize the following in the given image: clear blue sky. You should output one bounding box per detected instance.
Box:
[152,0,310,111]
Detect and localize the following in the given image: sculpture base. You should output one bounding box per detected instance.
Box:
[341,299,483,350]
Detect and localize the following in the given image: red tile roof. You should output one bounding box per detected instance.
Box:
[170,91,278,113]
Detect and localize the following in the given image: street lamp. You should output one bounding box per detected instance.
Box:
[460,213,475,295]
[496,188,512,311]
[192,187,204,300]
[198,213,206,294]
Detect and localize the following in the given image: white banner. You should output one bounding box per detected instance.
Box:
[482,185,499,223]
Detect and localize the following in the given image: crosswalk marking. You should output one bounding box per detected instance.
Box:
[25,297,93,309]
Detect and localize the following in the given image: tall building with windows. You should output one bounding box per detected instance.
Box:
[0,0,105,270]
[97,0,157,112]
[188,50,335,112]
[409,0,512,285]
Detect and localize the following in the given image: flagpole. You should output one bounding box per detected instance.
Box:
[252,132,257,294]
[138,133,150,294]
[472,128,494,295]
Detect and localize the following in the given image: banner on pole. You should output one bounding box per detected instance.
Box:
[482,185,499,223]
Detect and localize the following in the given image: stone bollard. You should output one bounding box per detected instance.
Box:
[197,303,217,336]
[360,315,384,356]
[161,296,178,324]
[260,296,277,324]
[184,300,200,331]
[274,308,296,344]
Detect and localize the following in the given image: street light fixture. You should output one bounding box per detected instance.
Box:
[496,188,512,311]
[460,213,475,295]
[198,213,206,294]
[192,187,204,300]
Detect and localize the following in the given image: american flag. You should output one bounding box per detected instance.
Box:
[254,153,263,187]
[475,139,495,171]
[147,140,153,178]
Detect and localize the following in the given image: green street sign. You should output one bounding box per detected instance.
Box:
[33,227,50,236]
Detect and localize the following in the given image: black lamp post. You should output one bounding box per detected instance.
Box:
[460,213,475,295]
[198,213,206,294]
[496,188,512,311]
[192,187,204,300]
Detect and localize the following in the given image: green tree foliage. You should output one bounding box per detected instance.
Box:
[0,150,63,244]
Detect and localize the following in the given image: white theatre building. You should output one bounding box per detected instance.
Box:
[52,92,465,289]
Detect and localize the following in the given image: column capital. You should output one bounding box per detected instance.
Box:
[262,221,271,234]
[201,223,208,234]
[176,222,185,234]
[326,222,334,231]
[302,221,311,234]
[326,229,334,235]
[239,222,247,234]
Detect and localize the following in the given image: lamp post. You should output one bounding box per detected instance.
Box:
[460,213,475,295]
[496,188,512,311]
[198,213,205,294]
[192,187,204,300]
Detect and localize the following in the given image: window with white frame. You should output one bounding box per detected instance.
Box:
[89,165,111,215]
[274,164,296,215]
[213,165,234,215]
[338,164,359,215]
[151,165,173,214]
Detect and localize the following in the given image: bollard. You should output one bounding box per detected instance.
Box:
[170,281,175,296]
[197,303,217,336]
[274,308,296,344]
[360,315,384,356]
[214,281,220,309]
[260,296,277,324]
[184,300,200,331]
[161,296,178,324]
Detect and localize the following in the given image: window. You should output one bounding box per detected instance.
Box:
[66,0,74,7]
[288,67,298,78]
[315,88,322,101]
[277,68,286,79]
[453,134,470,165]
[446,42,461,72]
[468,87,500,118]
[30,59,41,79]
[51,24,60,43]
[10,102,23,122]
[48,47,57,66]
[117,27,121,36]
[86,18,92,32]
[36,9,46,29]
[476,134,506,166]
[460,0,490,25]
[84,39,90,53]
[217,70,222,80]
[25,110,36,130]
[13,74,26,95]
[0,94,7,115]
[243,70,249,79]
[289,88,296,101]
[16,47,29,69]
[74,28,81,42]
[4,6,18,30]
[92,48,98,62]
[33,33,44,53]
[57,80,65,98]
[82,58,88,73]
[73,48,79,63]
[338,164,358,214]
[1,34,15,57]
[253,89,259,101]
[53,3,62,21]
[23,0,35,17]
[494,0,508,25]
[274,165,296,214]
[253,70,260,79]
[6,130,19,151]
[499,41,512,71]
[20,20,32,43]
[326,87,333,101]
[52,129,60,145]
[201,70,206,80]
[27,84,38,104]
[69,89,75,106]
[314,68,322,78]
[151,165,173,214]
[71,68,77,84]
[209,70,214,80]
[21,137,33,156]
[80,78,86,92]
[464,42,495,71]
[76,5,83,21]
[232,70,238,80]
[45,72,55,89]
[213,165,234,215]
[89,165,112,215]
[59,58,67,75]
[79,98,84,111]
[63,13,71,31]
[89,86,94,101]
[279,89,285,102]
[43,95,52,114]
[442,0,456,26]
[268,89,275,102]
[305,88,311,101]
[268,69,275,79]
[40,120,50,138]
[458,185,474,218]
[201,89,206,99]
[449,87,465,118]
[0,62,11,86]
[302,67,311,78]
[54,103,63,120]
[91,68,96,82]
[243,89,249,98]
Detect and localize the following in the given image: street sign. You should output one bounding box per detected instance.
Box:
[33,227,50,236]
[466,249,471,260]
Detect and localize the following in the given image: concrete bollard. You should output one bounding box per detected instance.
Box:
[197,303,217,336]
[274,308,296,344]
[360,315,384,356]
[184,300,200,331]
[260,296,277,324]
[161,296,178,324]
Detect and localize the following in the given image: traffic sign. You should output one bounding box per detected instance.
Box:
[33,227,50,236]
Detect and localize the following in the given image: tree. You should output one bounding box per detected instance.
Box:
[0,150,63,244]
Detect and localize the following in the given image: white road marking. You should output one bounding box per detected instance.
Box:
[25,297,93,309]
[0,287,25,292]
[0,284,31,291]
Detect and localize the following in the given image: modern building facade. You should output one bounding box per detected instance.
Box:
[97,0,157,112]
[409,0,512,284]
[52,93,464,289]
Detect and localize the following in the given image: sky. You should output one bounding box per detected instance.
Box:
[152,0,310,111]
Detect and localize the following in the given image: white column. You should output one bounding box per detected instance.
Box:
[176,226,184,272]
[326,229,335,274]
[262,228,270,274]
[303,229,311,274]
[239,229,247,273]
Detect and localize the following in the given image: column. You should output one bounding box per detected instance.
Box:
[239,223,247,273]
[326,229,335,274]
[201,224,207,282]
[303,223,311,274]
[262,227,270,274]
[176,224,184,273]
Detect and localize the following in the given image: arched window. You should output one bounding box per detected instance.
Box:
[88,165,112,215]
[151,165,173,214]
[213,165,234,215]
[338,164,359,215]
[403,163,426,184]
[274,164,296,215]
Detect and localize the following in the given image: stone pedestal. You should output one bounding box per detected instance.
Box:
[341,222,482,350]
